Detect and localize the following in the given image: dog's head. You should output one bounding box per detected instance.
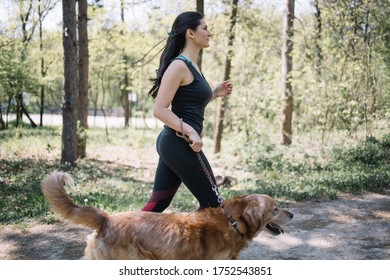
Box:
[228,194,293,238]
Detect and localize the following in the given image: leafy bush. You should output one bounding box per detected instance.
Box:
[331,135,390,166]
[241,134,390,200]
[0,158,58,223]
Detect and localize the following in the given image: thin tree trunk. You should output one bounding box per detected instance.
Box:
[120,0,131,127]
[61,0,78,165]
[280,0,295,146]
[213,0,238,154]
[20,97,37,128]
[121,71,131,127]
[0,106,5,130]
[38,0,45,127]
[18,0,37,128]
[15,93,22,126]
[77,0,89,158]
[40,86,45,126]
[37,0,56,127]
[5,96,12,128]
[313,0,322,79]
[99,67,110,140]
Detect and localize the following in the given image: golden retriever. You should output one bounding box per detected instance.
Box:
[42,171,293,260]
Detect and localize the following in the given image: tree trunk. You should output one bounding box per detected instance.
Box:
[37,0,56,127]
[20,96,37,128]
[15,94,23,126]
[61,0,78,165]
[18,0,37,128]
[280,0,295,146]
[40,85,45,126]
[77,0,89,158]
[120,0,131,127]
[0,106,5,130]
[213,0,239,154]
[38,0,45,127]
[197,0,204,71]
[313,0,322,79]
[121,71,131,127]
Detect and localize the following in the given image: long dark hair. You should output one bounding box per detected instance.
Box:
[148,11,204,99]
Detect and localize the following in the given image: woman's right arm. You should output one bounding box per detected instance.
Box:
[153,60,203,151]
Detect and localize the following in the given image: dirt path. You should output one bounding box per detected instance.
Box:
[0,191,389,260]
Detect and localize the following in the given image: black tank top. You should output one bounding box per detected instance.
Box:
[169,54,212,134]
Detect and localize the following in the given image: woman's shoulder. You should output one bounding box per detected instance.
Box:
[170,57,188,67]
[165,58,188,74]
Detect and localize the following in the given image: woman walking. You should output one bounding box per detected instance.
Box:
[142,11,233,212]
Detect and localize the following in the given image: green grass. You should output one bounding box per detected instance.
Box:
[0,126,203,224]
[0,125,389,225]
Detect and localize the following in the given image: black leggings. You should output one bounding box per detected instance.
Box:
[142,127,221,212]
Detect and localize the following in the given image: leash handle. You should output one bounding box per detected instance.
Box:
[175,118,192,144]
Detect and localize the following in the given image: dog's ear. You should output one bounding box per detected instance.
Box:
[226,195,247,217]
[242,197,264,234]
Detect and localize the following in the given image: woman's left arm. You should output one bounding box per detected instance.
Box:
[210,80,233,101]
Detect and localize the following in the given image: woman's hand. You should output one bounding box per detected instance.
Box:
[213,80,233,99]
[188,131,203,153]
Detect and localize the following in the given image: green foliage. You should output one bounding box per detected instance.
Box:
[26,30,64,112]
[238,132,390,201]
[0,37,38,107]
[331,135,390,166]
[289,0,390,136]
[2,0,390,137]
[0,157,57,223]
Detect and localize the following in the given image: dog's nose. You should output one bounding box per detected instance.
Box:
[289,212,294,219]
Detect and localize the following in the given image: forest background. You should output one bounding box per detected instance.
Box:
[0,0,389,225]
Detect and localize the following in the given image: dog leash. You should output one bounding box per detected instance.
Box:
[175,120,217,196]
[175,118,242,235]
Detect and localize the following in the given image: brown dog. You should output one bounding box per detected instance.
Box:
[42,171,293,260]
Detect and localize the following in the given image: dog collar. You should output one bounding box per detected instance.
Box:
[221,206,243,236]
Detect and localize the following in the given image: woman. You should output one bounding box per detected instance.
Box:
[142,11,233,212]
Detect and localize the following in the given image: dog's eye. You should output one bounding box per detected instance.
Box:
[274,207,278,212]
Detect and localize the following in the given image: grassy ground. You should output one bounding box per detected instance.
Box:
[1,124,389,225]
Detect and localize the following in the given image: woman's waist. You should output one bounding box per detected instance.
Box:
[163,122,202,135]
[169,113,203,134]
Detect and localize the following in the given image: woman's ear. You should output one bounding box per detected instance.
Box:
[186,29,195,39]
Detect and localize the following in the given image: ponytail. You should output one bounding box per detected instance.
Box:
[148,11,204,99]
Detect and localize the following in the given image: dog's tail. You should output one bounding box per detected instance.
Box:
[42,171,108,229]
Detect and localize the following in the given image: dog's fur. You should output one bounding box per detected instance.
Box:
[42,171,293,260]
